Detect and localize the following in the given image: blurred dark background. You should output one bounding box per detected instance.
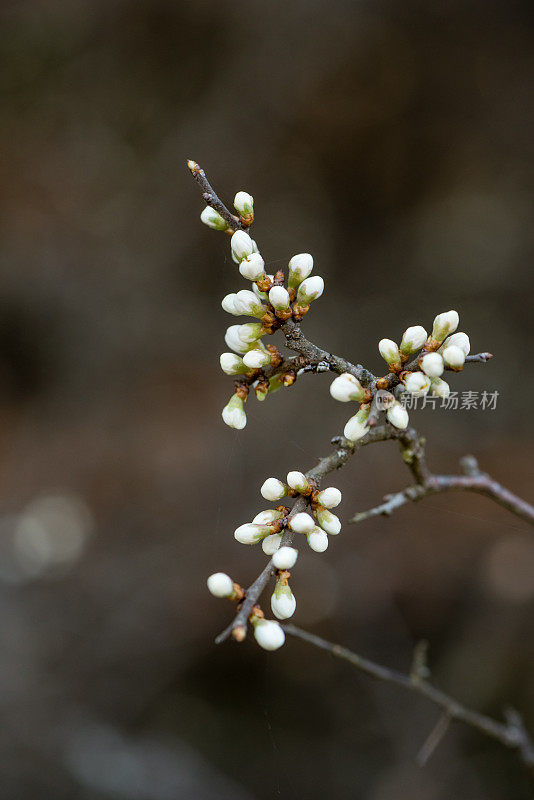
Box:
[1,0,534,797]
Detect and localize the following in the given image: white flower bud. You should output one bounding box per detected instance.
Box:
[221,293,241,315]
[288,253,313,288]
[243,349,271,369]
[260,477,287,501]
[225,324,251,354]
[315,507,341,535]
[262,533,283,554]
[268,286,291,310]
[231,236,259,265]
[289,512,315,534]
[307,527,329,552]
[343,407,371,442]
[442,344,465,370]
[237,322,265,343]
[231,230,255,262]
[420,352,444,378]
[222,394,247,429]
[253,618,285,650]
[330,373,366,402]
[252,509,283,525]
[286,471,310,493]
[233,191,254,217]
[200,206,227,231]
[386,401,409,430]
[207,572,234,597]
[316,487,342,508]
[233,289,267,318]
[439,332,470,356]
[400,325,428,355]
[430,377,450,398]
[271,582,296,620]
[296,276,324,305]
[272,546,298,569]
[239,252,265,281]
[404,371,431,396]
[432,310,459,343]
[219,352,247,375]
[234,523,270,545]
[378,339,401,368]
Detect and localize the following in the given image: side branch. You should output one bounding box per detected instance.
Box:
[283,624,534,771]
[282,320,491,391]
[351,434,534,526]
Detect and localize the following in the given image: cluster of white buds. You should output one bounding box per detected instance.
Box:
[329,373,372,442]
[233,471,342,557]
[194,166,489,656]
[404,312,469,395]
[199,186,328,430]
[206,571,286,651]
[207,471,343,649]
[329,311,473,435]
[283,471,343,553]
[199,189,255,231]
[371,310,471,429]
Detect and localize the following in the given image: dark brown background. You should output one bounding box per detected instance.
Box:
[1,1,534,798]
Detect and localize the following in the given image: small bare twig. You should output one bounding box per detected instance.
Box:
[351,437,534,526]
[187,160,243,232]
[416,712,452,765]
[283,624,534,772]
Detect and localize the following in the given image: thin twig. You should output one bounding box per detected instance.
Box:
[283,624,534,772]
[351,440,534,526]
[187,160,243,232]
[416,712,452,765]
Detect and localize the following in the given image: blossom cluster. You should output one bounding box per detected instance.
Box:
[330,310,471,440]
[207,470,342,650]
[195,168,482,654]
[202,190,325,431]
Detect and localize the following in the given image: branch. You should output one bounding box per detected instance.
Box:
[188,162,533,647]
[351,435,534,526]
[282,319,376,387]
[283,624,534,772]
[187,160,243,232]
[216,425,400,643]
[215,495,306,645]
